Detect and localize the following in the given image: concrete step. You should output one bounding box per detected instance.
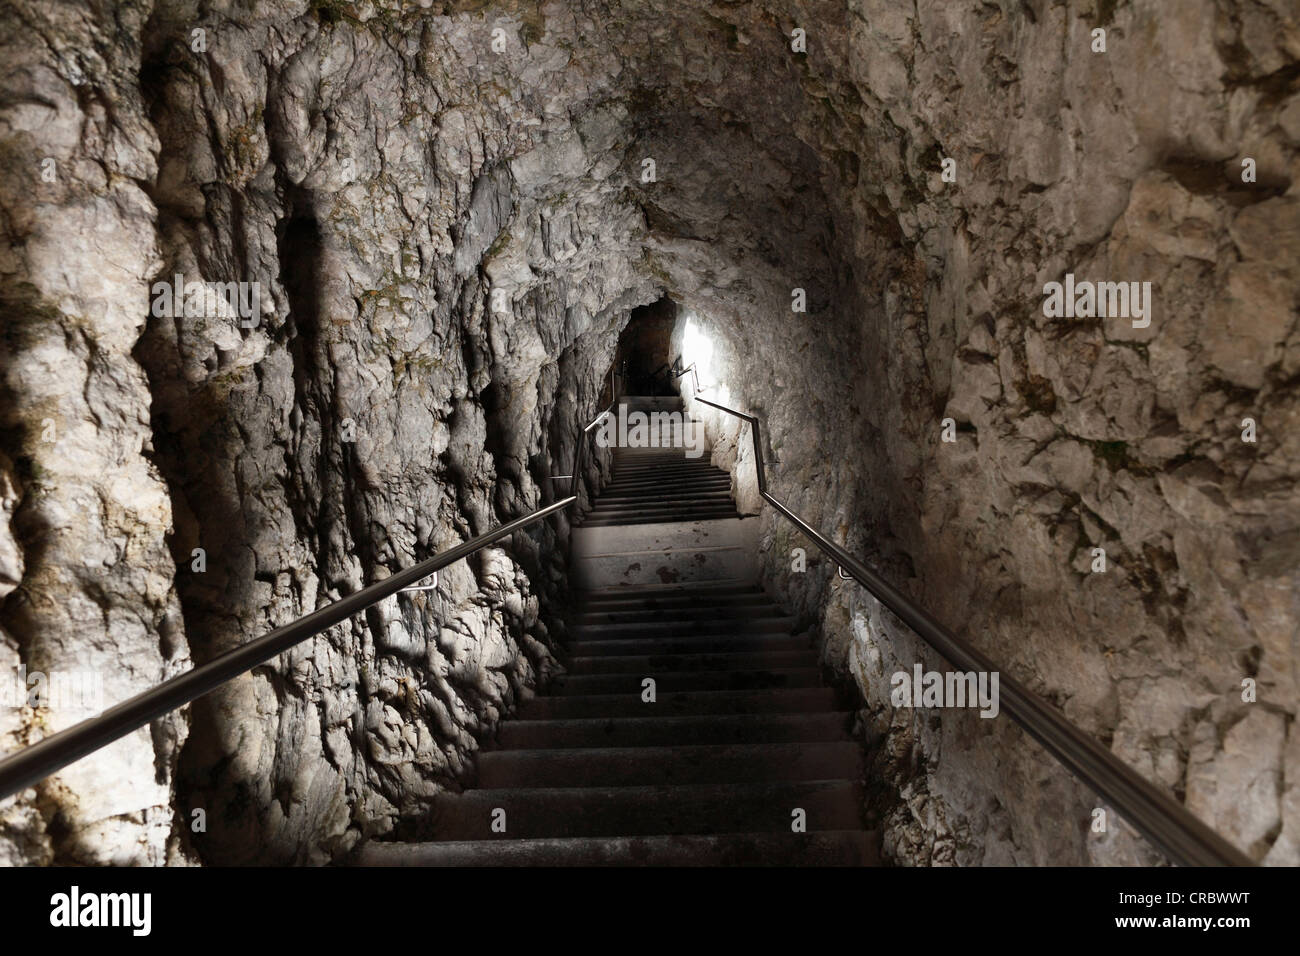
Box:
[611,457,718,469]
[495,711,851,749]
[571,516,759,587]
[569,600,769,624]
[610,450,707,461]
[598,476,733,489]
[423,779,863,839]
[614,395,685,410]
[589,505,735,521]
[587,501,739,519]
[567,633,808,657]
[591,492,734,510]
[546,668,823,695]
[596,486,733,505]
[588,495,735,508]
[611,447,702,459]
[516,686,838,719]
[355,830,879,866]
[578,583,767,607]
[579,511,740,528]
[609,465,721,481]
[601,477,728,491]
[477,740,864,787]
[573,600,780,623]
[606,462,724,477]
[582,509,743,522]
[567,649,816,675]
[574,609,785,628]
[612,452,716,464]
[571,616,796,637]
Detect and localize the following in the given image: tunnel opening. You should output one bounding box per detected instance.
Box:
[609,296,679,397]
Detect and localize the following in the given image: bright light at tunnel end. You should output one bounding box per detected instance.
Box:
[681,313,730,404]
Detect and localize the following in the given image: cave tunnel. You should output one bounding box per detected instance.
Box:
[610,296,680,397]
[0,0,1295,920]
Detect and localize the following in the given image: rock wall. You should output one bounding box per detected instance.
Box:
[1,0,1295,866]
[0,0,657,864]
[667,0,1298,866]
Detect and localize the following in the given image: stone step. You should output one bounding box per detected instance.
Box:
[567,649,817,675]
[516,686,838,720]
[579,511,741,528]
[591,492,734,511]
[587,500,738,518]
[567,633,809,657]
[571,516,759,587]
[495,711,851,749]
[476,741,864,787]
[422,779,863,839]
[596,485,733,504]
[577,582,766,607]
[571,616,796,638]
[355,831,879,866]
[546,668,823,696]
[601,477,729,495]
[573,602,782,625]
[614,395,685,410]
[609,464,720,480]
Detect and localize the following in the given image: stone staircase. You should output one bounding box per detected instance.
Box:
[355,397,877,866]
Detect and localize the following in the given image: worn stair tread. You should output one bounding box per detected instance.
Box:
[579,581,762,600]
[496,711,852,749]
[577,592,771,612]
[609,468,721,480]
[567,633,808,657]
[588,503,739,517]
[601,480,731,495]
[567,649,817,675]
[573,605,784,625]
[516,686,837,719]
[591,494,734,510]
[477,740,863,787]
[422,779,863,839]
[579,515,740,528]
[597,481,733,495]
[607,469,724,483]
[547,668,824,695]
[355,830,878,867]
[574,607,782,625]
[583,502,738,516]
[580,508,740,522]
[572,616,796,637]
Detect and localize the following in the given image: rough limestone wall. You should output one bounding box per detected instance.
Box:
[670,0,1299,866]
[0,0,658,864]
[132,3,661,864]
[0,2,193,866]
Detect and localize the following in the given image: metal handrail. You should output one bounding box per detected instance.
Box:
[0,498,576,801]
[673,363,1252,867]
[0,387,624,801]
